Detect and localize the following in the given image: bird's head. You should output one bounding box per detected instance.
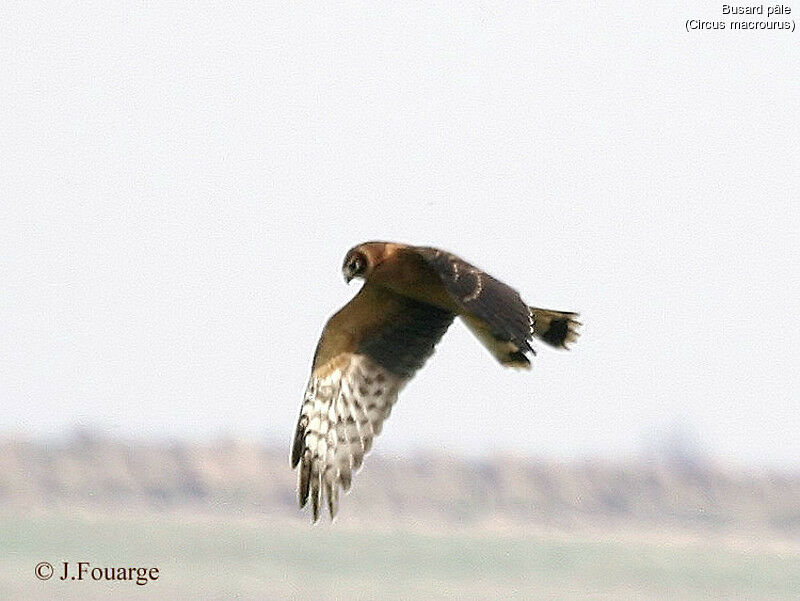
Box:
[342,248,369,283]
[342,241,399,283]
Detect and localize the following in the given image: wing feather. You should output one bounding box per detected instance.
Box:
[412,247,533,353]
[292,280,455,521]
[410,246,579,366]
[291,353,402,521]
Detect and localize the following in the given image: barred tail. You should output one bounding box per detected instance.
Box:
[530,307,581,349]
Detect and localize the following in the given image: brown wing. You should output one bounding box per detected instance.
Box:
[291,282,454,522]
[411,247,536,364]
[410,246,580,368]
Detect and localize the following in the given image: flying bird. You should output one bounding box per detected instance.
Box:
[291,242,580,521]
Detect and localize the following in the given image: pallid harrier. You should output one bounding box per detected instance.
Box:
[291,242,580,521]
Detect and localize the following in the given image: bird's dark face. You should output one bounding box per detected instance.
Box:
[342,249,369,283]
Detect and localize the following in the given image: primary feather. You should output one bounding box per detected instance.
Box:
[292,354,403,521]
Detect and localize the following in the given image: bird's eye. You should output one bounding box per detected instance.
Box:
[350,258,363,273]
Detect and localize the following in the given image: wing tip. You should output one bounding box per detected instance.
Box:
[298,458,311,508]
[501,349,533,369]
[292,355,402,523]
[290,442,301,469]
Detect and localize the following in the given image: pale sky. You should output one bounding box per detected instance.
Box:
[1,2,798,468]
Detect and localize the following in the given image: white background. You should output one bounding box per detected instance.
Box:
[2,2,798,468]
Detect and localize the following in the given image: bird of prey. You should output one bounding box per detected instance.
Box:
[291,242,580,522]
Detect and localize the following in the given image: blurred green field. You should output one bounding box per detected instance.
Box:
[1,512,798,601]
